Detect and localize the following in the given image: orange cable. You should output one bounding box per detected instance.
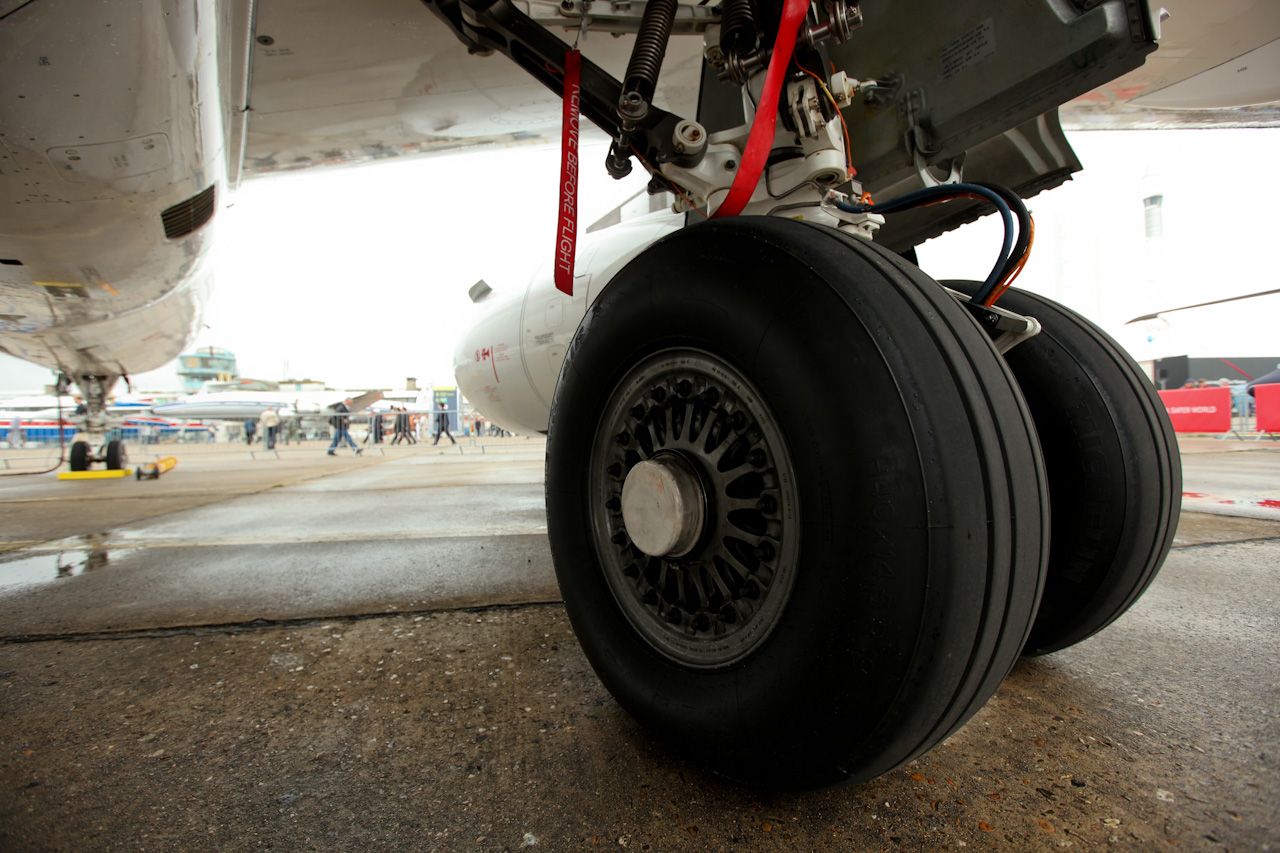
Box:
[985,214,1035,306]
[797,66,855,179]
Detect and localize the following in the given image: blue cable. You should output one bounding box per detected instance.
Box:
[835,182,1015,303]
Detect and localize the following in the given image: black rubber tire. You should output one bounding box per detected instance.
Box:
[69,440,90,472]
[945,280,1180,655]
[105,439,127,471]
[546,218,1048,789]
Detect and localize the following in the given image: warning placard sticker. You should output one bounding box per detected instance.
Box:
[942,18,996,80]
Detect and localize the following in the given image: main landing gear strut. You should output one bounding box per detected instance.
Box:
[65,373,129,473]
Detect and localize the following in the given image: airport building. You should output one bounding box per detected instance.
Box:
[176,347,239,393]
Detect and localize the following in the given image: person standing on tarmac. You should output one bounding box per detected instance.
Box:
[365,409,385,445]
[432,401,456,446]
[390,407,408,445]
[327,398,362,456]
[259,407,281,450]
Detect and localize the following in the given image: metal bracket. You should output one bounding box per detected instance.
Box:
[901,85,965,186]
[946,288,1042,354]
[819,188,883,239]
[535,0,718,34]
[915,150,965,187]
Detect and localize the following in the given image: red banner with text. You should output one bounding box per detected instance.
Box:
[1157,387,1232,433]
[554,50,581,296]
[1255,383,1280,433]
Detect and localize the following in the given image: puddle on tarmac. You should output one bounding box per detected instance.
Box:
[0,534,134,593]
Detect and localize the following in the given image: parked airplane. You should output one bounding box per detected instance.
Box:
[151,388,384,420]
[3,0,1277,788]
[0,394,159,422]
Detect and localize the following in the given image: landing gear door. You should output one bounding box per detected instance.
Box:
[831,0,1156,190]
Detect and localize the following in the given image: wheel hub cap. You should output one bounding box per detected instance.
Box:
[620,455,706,558]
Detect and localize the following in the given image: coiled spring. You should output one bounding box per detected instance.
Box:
[620,0,679,118]
[719,0,758,57]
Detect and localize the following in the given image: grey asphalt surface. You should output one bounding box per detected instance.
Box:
[0,438,1277,850]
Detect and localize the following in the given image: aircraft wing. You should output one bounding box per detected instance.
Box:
[1059,0,1280,129]
[346,390,386,413]
[238,0,1278,184]
[238,0,705,179]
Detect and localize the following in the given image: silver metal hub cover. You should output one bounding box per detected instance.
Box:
[620,455,705,557]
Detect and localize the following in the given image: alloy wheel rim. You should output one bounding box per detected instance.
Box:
[589,349,799,668]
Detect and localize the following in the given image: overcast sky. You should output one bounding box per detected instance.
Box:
[916,127,1280,366]
[2,127,1277,394]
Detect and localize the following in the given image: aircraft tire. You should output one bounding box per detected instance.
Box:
[545,218,1048,789]
[69,440,90,472]
[105,439,128,470]
[944,281,1181,655]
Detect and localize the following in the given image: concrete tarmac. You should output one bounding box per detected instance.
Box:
[1,438,1277,850]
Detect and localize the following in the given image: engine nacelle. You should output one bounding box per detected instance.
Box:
[455,211,682,434]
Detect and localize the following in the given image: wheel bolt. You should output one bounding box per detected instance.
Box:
[758,494,777,514]
[677,380,693,397]
[757,540,775,561]
[701,387,720,404]
[730,411,747,430]
[650,387,667,403]
[748,448,766,468]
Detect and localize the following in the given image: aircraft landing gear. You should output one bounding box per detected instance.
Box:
[945,280,1181,655]
[105,439,128,471]
[67,437,130,472]
[69,440,91,472]
[545,218,1049,788]
[63,374,131,474]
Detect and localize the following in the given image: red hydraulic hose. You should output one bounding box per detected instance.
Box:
[711,0,811,219]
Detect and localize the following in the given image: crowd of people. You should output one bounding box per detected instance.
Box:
[312,399,509,456]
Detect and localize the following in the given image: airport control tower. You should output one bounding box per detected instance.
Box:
[176,346,239,393]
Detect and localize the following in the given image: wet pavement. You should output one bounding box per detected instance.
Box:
[1,438,1278,850]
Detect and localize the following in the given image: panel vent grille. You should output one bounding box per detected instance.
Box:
[161,184,216,239]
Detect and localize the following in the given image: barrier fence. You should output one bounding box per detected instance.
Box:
[2,420,214,446]
[1256,384,1280,434]
[1158,385,1280,436]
